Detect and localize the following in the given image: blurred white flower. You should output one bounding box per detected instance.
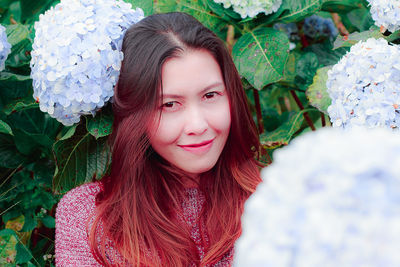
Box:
[326,38,400,129]
[367,0,400,32]
[213,0,282,19]
[30,0,144,126]
[0,24,11,71]
[234,127,400,267]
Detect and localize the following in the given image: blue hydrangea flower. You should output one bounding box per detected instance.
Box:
[0,24,11,71]
[213,0,282,19]
[30,0,144,126]
[367,0,400,33]
[234,127,400,267]
[303,14,338,40]
[326,38,400,129]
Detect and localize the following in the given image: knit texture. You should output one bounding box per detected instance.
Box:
[55,182,233,266]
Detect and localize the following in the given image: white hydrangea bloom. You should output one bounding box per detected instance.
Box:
[213,0,282,19]
[326,38,400,129]
[0,24,11,71]
[30,0,144,126]
[367,0,400,33]
[234,127,400,267]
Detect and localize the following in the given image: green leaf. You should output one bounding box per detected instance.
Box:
[294,52,320,91]
[232,27,289,90]
[5,23,31,68]
[0,120,13,135]
[203,0,241,21]
[280,51,301,86]
[58,124,78,141]
[5,24,29,46]
[321,0,364,13]
[155,0,228,39]
[123,0,153,16]
[306,65,332,113]
[0,229,17,265]
[339,6,374,33]
[2,96,38,116]
[304,41,349,66]
[277,0,322,23]
[7,109,61,156]
[52,124,111,194]
[15,242,32,264]
[260,109,316,149]
[333,27,383,49]
[40,215,55,228]
[20,213,36,232]
[86,108,113,139]
[0,133,27,168]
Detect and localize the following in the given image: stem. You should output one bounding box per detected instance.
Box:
[226,25,235,54]
[321,112,326,127]
[253,89,264,134]
[331,13,349,36]
[290,90,316,131]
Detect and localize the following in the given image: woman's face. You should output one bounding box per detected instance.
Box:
[147,49,231,178]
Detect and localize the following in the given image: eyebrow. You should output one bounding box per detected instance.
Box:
[161,82,224,99]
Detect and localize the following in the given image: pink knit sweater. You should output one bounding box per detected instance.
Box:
[55,182,233,266]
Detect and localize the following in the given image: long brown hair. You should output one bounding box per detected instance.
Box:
[88,12,261,266]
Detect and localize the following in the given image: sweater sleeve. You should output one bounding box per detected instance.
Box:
[55,182,103,266]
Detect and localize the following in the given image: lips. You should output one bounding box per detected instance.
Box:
[178,138,214,155]
[180,139,214,148]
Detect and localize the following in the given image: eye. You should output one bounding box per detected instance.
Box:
[161,101,180,111]
[204,91,220,99]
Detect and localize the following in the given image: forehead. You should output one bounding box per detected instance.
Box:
[160,49,224,96]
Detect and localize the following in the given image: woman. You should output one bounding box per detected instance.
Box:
[55,12,261,266]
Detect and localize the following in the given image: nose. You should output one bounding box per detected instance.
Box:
[184,104,208,136]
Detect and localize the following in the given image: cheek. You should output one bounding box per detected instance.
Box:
[208,101,231,134]
[148,114,182,145]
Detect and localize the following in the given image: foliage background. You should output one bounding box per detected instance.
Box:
[0,0,394,265]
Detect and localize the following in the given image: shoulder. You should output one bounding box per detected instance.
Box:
[56,181,103,226]
[55,181,104,265]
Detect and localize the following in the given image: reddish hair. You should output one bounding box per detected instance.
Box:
[88,12,261,266]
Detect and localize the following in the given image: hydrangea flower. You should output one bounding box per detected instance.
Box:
[0,24,11,71]
[303,14,338,40]
[366,0,400,33]
[30,0,144,126]
[213,0,282,19]
[327,38,400,129]
[234,127,400,267]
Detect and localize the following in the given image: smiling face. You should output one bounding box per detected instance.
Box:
[147,49,231,179]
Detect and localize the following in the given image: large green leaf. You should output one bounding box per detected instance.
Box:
[260,109,315,149]
[277,0,322,23]
[0,133,27,168]
[0,72,32,108]
[52,124,111,194]
[123,0,153,16]
[233,27,289,89]
[203,0,241,22]
[19,0,59,24]
[155,0,228,39]
[321,0,364,13]
[2,96,38,116]
[280,51,301,86]
[306,65,332,113]
[6,109,61,156]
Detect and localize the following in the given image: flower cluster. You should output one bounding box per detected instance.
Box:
[30,0,144,126]
[327,38,400,129]
[0,24,11,71]
[213,0,282,19]
[234,127,400,267]
[367,0,400,33]
[303,14,338,40]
